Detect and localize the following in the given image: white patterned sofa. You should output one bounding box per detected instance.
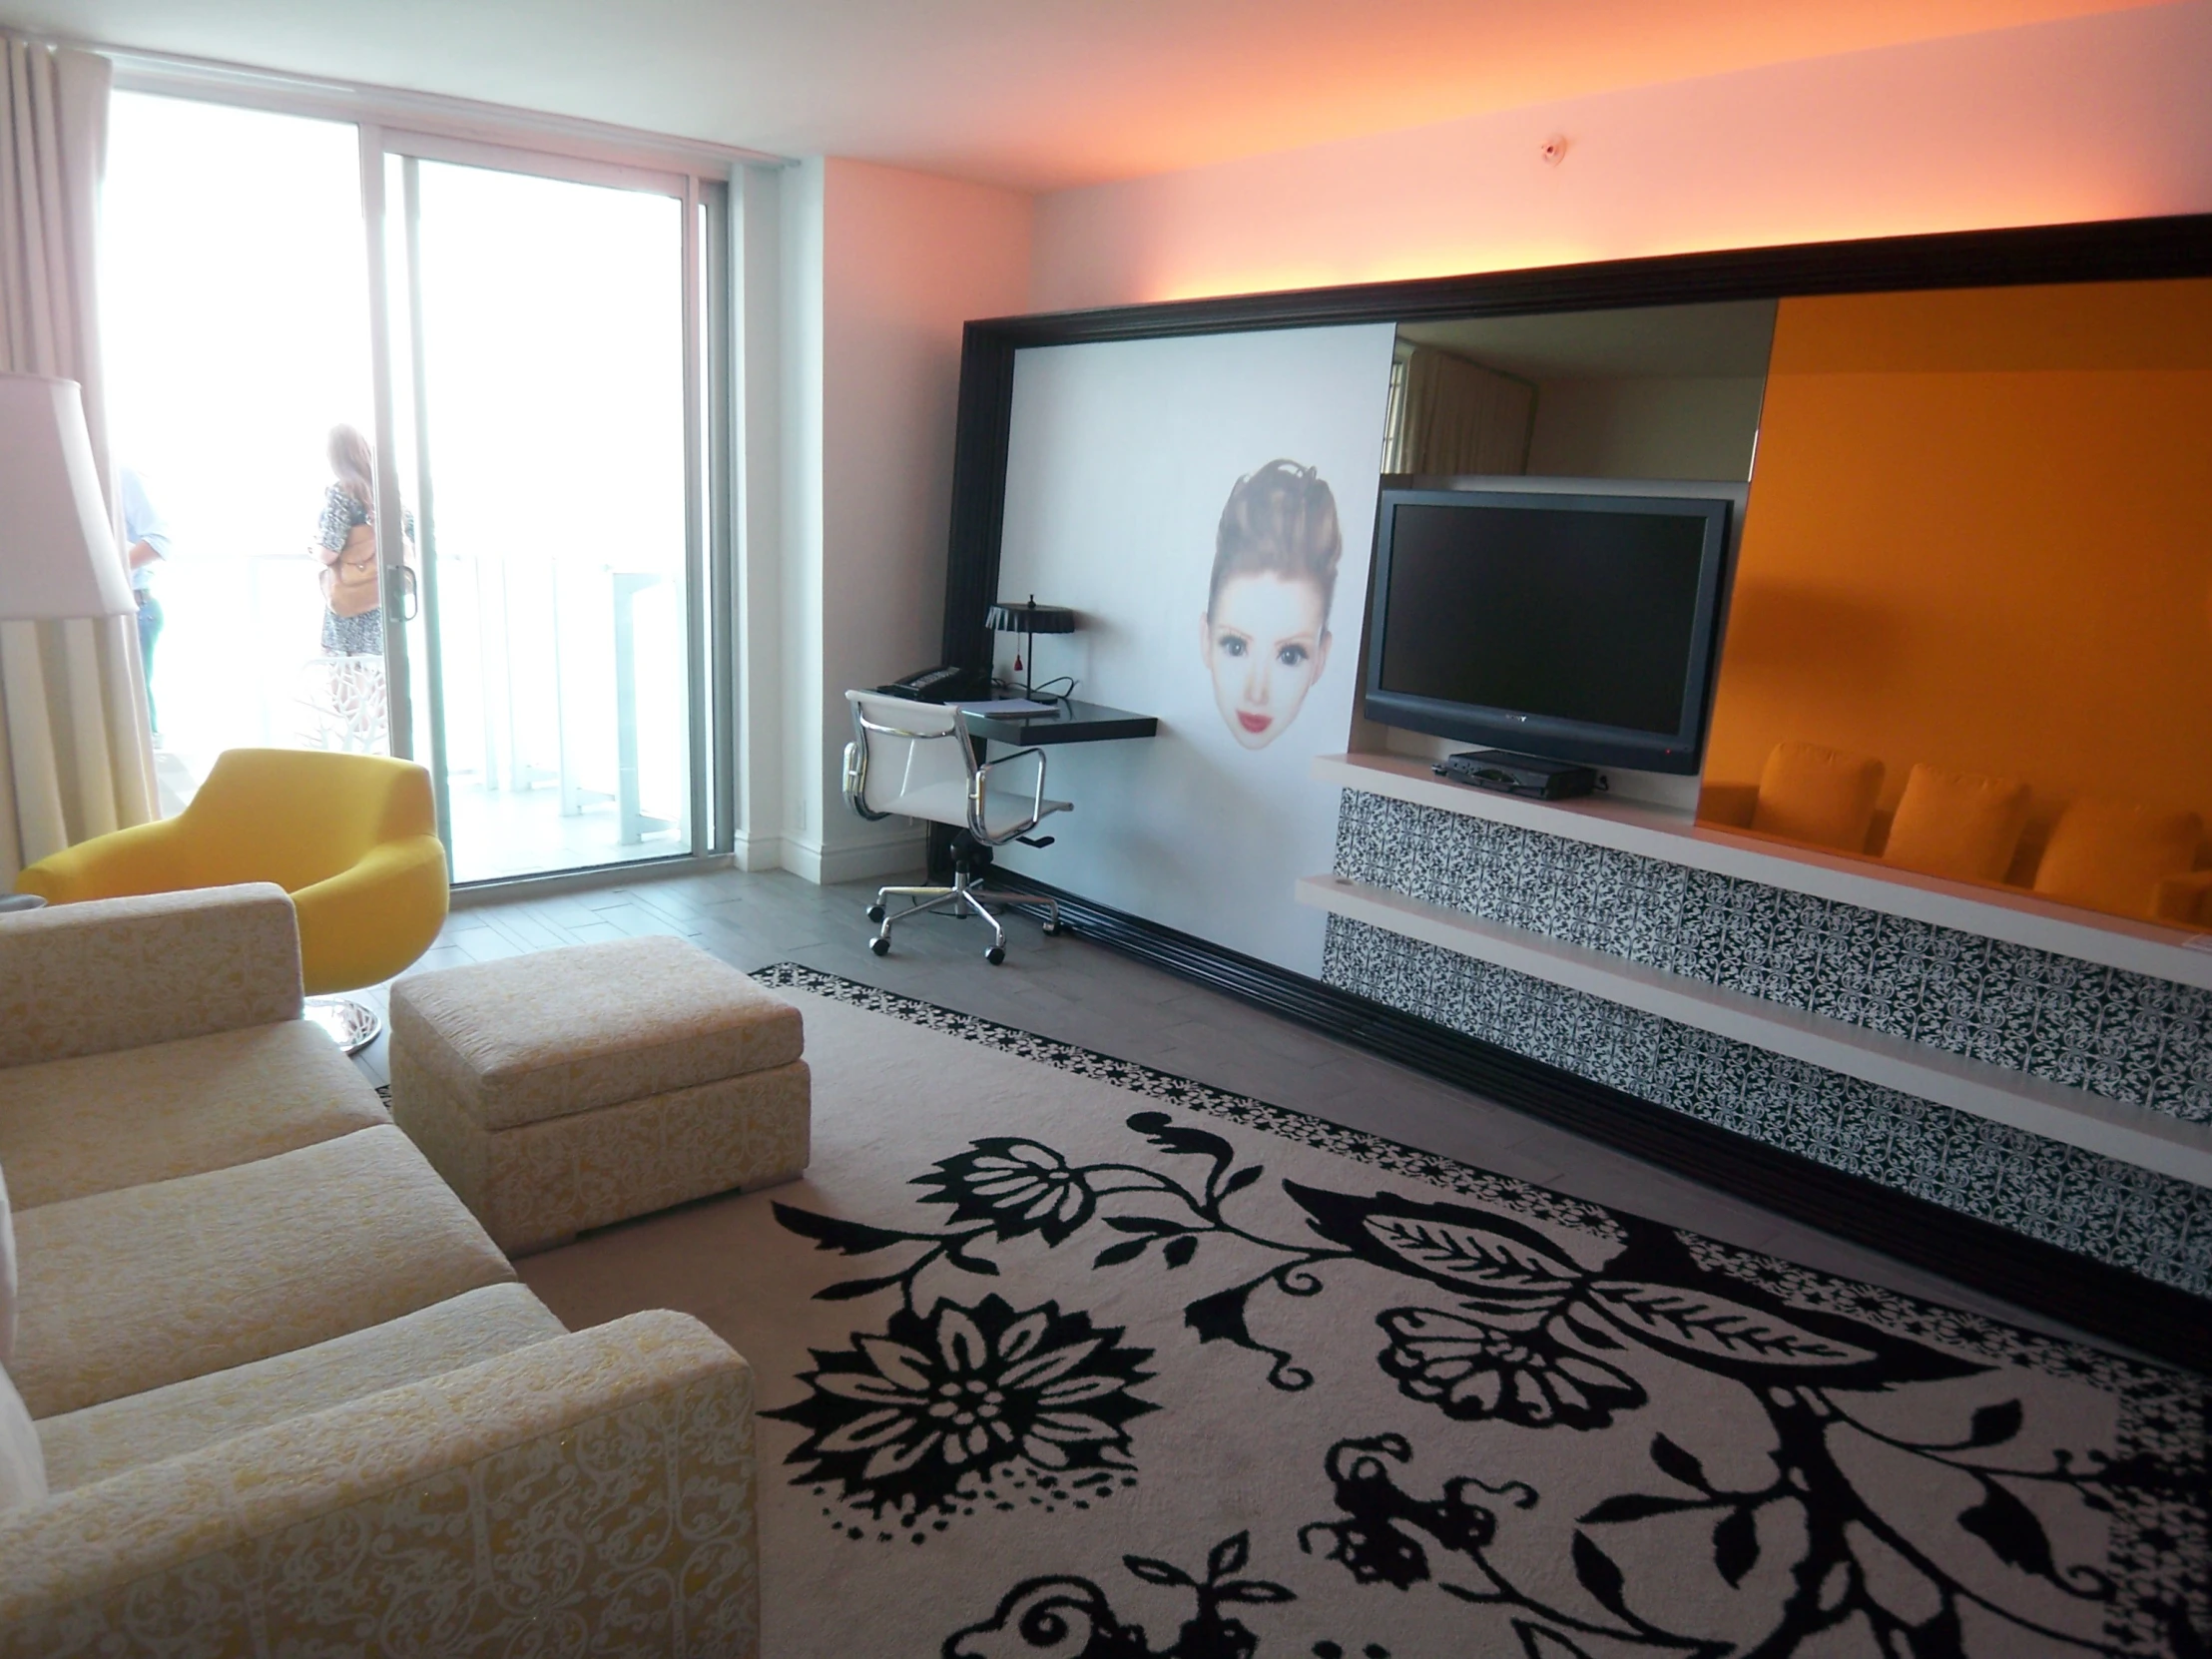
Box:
[0,885,759,1656]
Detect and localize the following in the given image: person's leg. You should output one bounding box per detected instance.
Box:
[135,591,164,739]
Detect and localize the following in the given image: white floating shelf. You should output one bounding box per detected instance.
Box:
[1298,873,2212,1187]
[1315,752,2212,994]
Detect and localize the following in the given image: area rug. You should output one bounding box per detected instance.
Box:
[516,966,2209,1659]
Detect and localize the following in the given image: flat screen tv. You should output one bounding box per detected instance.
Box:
[1364,486,1734,775]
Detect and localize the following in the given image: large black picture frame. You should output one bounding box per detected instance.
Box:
[934,213,2212,1372]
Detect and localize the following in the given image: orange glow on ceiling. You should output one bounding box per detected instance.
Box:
[1106,157,2182,308]
[1062,0,2164,190]
[1150,244,1608,304]
[9,0,2172,191]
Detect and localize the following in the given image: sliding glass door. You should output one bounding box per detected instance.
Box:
[102,95,381,812]
[101,92,724,883]
[379,143,703,881]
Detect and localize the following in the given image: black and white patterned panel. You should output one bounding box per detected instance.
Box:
[1334,791,2212,1123]
[1322,914,2212,1296]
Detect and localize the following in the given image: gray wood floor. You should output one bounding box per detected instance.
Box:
[349,859,2108,1353]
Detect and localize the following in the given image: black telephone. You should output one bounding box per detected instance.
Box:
[878,665,993,703]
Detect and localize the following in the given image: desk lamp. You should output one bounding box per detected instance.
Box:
[986,595,1077,700]
[0,374,134,916]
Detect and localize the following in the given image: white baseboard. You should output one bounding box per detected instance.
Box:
[782,829,928,886]
[731,831,787,872]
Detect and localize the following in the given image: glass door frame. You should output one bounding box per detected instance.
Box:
[358,123,731,886]
[96,52,748,889]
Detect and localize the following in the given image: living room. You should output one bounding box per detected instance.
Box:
[2,4,2209,1655]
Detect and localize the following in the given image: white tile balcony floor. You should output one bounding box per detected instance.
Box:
[443,779,685,884]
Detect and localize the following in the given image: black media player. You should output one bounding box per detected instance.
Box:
[1434,749,1598,801]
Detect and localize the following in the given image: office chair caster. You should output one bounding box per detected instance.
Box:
[985,944,1006,966]
[865,902,886,922]
[869,935,890,956]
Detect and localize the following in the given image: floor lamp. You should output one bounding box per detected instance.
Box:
[0,374,137,915]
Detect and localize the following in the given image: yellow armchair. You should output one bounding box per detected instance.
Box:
[16,749,448,996]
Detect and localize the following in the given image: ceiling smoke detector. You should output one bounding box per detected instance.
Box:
[1539,134,1570,167]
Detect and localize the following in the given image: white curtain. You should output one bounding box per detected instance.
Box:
[0,35,153,885]
[1382,344,1536,477]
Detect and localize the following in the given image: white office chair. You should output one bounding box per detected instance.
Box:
[842,690,1070,963]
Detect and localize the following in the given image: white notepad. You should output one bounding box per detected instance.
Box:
[952,698,1060,718]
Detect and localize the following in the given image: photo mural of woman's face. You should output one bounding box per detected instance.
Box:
[992,322,1395,974]
[1201,460,1341,751]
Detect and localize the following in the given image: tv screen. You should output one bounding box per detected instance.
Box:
[1365,487,1733,773]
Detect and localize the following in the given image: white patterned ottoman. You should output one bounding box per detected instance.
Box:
[387,935,811,1253]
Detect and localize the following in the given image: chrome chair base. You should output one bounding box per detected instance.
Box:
[867,867,1063,965]
[304,995,383,1056]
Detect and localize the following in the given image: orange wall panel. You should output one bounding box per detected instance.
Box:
[1703,279,2212,875]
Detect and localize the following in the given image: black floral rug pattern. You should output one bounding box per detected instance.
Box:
[752,965,2210,1658]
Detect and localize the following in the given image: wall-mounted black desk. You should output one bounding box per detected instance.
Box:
[958,699,1158,747]
[928,700,1156,878]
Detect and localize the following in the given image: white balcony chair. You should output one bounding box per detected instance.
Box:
[294,653,388,754]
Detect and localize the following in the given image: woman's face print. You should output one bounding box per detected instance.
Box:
[1201,572,1332,751]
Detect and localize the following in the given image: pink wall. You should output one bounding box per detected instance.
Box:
[1029,1,2212,312]
[808,157,1032,875]
[823,157,1031,696]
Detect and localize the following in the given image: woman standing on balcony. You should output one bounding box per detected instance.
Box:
[312,424,395,659]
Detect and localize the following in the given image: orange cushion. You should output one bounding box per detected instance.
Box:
[2032,797,2204,920]
[2155,871,2212,927]
[1749,742,1886,852]
[1882,764,2031,882]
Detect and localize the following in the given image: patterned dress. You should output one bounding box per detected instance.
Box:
[318,484,382,657]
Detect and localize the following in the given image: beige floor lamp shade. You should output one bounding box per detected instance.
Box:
[0,374,133,621]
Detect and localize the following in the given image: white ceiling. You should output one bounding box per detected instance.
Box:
[4,0,2161,192]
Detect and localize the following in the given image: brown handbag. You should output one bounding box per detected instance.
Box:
[324,520,380,619]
